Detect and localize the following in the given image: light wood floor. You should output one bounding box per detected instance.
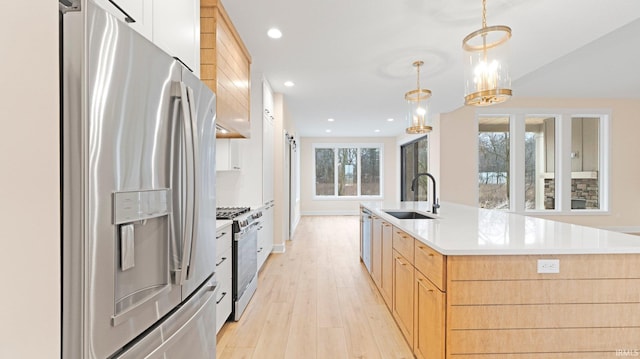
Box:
[216,215,414,359]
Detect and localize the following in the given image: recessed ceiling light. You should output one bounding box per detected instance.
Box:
[374,129,381,133]
[327,118,335,122]
[325,129,332,133]
[267,28,282,39]
[284,81,295,87]
[387,118,395,122]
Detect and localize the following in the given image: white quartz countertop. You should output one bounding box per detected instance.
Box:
[361,201,640,255]
[216,220,232,231]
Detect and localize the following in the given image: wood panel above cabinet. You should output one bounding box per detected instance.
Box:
[201,0,252,138]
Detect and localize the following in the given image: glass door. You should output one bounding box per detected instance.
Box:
[401,135,429,201]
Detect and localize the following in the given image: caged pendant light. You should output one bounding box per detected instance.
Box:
[462,0,512,106]
[405,61,432,134]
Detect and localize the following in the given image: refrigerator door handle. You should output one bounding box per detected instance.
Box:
[184,85,200,281]
[175,82,196,286]
[181,83,200,283]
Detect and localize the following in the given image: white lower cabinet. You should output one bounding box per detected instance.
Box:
[215,223,233,333]
[257,202,274,271]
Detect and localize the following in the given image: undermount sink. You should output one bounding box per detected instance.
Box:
[383,210,435,220]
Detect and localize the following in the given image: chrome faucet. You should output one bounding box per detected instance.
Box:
[410,172,440,214]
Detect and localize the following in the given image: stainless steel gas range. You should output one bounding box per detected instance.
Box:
[216,207,262,320]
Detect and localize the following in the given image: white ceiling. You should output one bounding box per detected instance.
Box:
[223,0,640,138]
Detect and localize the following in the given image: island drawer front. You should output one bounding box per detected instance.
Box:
[448,254,640,281]
[414,242,445,291]
[392,228,414,264]
[449,302,640,330]
[448,278,640,305]
[446,255,640,358]
[447,327,640,356]
[448,354,619,359]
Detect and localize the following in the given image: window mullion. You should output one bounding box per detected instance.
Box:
[357,147,361,197]
[512,113,526,212]
[334,147,339,197]
[558,113,572,212]
[600,115,609,212]
[414,142,419,200]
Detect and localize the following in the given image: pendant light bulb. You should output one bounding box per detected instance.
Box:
[462,0,512,106]
[405,61,432,134]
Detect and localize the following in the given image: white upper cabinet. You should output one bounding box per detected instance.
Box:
[119,0,153,41]
[94,0,153,40]
[262,115,274,202]
[263,81,275,123]
[153,0,200,75]
[95,0,200,76]
[262,80,275,203]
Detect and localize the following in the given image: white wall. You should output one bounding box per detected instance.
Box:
[440,97,640,228]
[300,137,398,215]
[0,2,60,358]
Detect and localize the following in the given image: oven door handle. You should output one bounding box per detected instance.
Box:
[235,221,260,241]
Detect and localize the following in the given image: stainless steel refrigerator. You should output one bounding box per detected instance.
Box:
[61,1,218,357]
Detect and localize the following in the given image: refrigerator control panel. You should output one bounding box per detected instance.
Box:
[113,189,171,224]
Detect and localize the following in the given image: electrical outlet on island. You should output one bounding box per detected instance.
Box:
[537,259,560,274]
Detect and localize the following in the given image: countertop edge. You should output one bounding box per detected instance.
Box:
[216,220,233,231]
[361,202,640,256]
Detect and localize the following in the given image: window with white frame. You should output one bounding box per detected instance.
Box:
[313,144,383,198]
[478,111,608,214]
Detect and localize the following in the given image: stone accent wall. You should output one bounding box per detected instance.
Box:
[544,178,599,209]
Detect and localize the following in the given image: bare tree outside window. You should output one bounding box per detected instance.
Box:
[315,148,334,195]
[477,112,606,213]
[337,148,358,196]
[361,148,380,196]
[524,132,536,208]
[314,145,382,197]
[478,117,510,209]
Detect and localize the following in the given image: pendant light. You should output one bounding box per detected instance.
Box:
[462,0,512,106]
[405,61,432,134]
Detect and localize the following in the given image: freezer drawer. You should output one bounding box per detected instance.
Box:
[114,277,218,359]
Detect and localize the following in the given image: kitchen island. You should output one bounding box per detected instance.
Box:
[361,201,640,359]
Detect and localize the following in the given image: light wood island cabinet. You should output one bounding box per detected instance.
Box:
[371,216,383,289]
[380,220,394,308]
[392,228,415,349]
[372,216,394,309]
[446,254,640,358]
[361,203,640,359]
[414,239,446,359]
[414,270,445,359]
